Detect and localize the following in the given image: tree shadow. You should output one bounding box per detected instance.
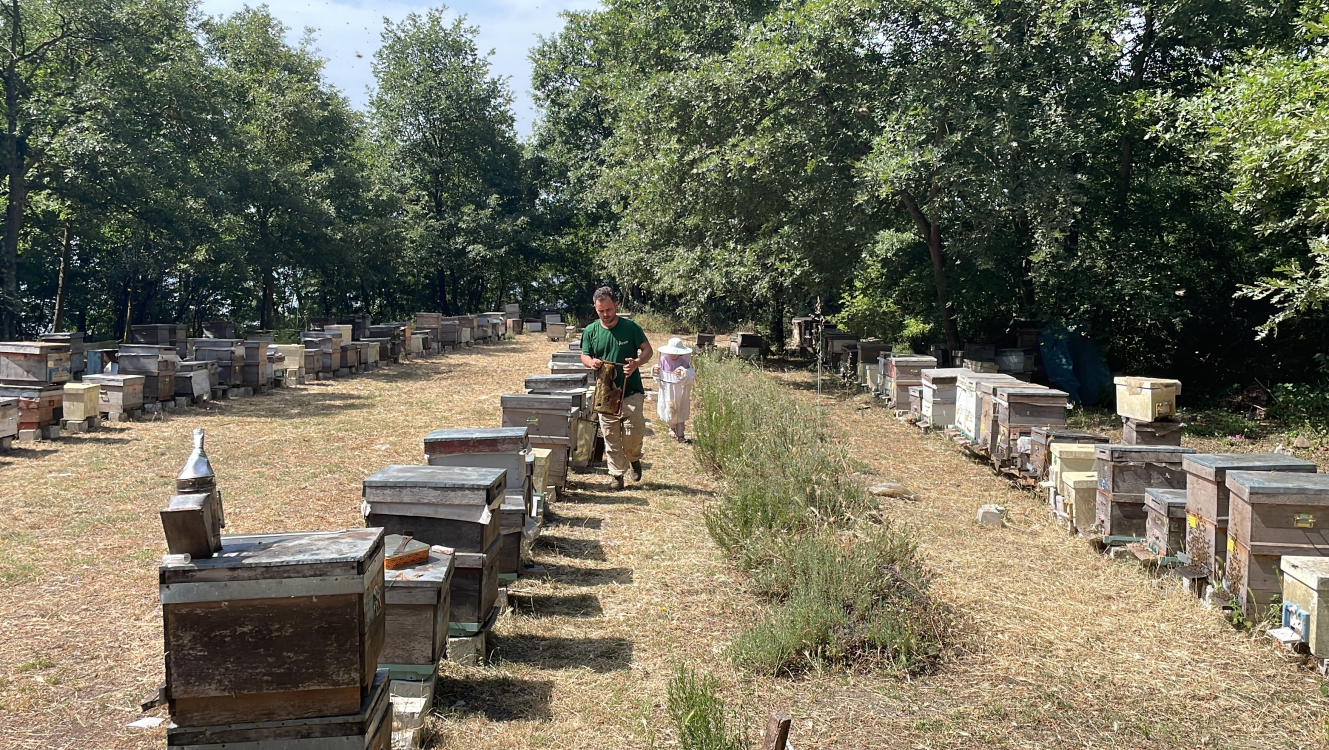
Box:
[509,592,604,619]
[540,562,633,587]
[533,535,607,562]
[543,510,603,530]
[563,491,648,507]
[434,675,553,721]
[488,635,632,673]
[635,480,714,498]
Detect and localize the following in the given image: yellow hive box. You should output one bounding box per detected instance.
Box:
[531,447,552,493]
[1114,376,1182,422]
[63,382,101,421]
[1280,556,1329,658]
[1059,471,1099,535]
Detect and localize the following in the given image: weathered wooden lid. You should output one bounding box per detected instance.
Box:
[525,373,591,390]
[995,385,1068,404]
[1062,471,1098,489]
[1114,376,1182,394]
[1225,471,1329,504]
[977,377,1022,395]
[501,393,577,411]
[1182,453,1318,482]
[1145,488,1187,516]
[194,338,243,346]
[1033,428,1107,444]
[159,528,384,583]
[365,465,505,491]
[0,342,63,354]
[1095,444,1196,462]
[957,371,1017,388]
[889,355,937,367]
[0,396,17,407]
[63,382,99,393]
[921,368,967,386]
[384,547,455,588]
[424,427,529,455]
[1281,556,1329,591]
[175,360,211,372]
[81,374,146,387]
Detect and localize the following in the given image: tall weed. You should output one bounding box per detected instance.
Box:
[666,664,748,750]
[692,352,948,676]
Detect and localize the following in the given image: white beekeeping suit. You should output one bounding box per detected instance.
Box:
[652,337,695,441]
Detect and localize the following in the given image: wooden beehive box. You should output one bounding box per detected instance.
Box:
[83,374,144,415]
[1122,417,1184,446]
[729,332,763,357]
[1280,556,1329,658]
[175,360,212,399]
[167,669,390,750]
[193,339,244,385]
[1033,430,1108,483]
[362,466,505,554]
[0,342,71,384]
[1060,471,1098,535]
[424,427,530,456]
[0,383,64,428]
[1114,376,1181,422]
[1094,444,1195,538]
[40,331,85,374]
[63,382,100,422]
[501,393,578,439]
[907,386,922,421]
[120,344,179,402]
[920,367,966,428]
[1145,488,1188,557]
[131,324,174,345]
[437,319,460,347]
[381,546,453,667]
[0,396,18,439]
[1182,453,1317,580]
[955,372,1017,443]
[497,497,527,576]
[1225,471,1329,618]
[451,540,500,626]
[159,528,386,727]
[361,337,392,363]
[996,385,1068,428]
[242,341,270,390]
[526,373,591,392]
[300,333,336,373]
[201,320,235,339]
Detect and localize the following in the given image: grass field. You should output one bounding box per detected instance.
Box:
[1,335,1326,749]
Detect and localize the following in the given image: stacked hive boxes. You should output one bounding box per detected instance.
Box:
[1181,454,1316,589]
[544,313,566,342]
[362,466,504,633]
[1225,471,1329,618]
[414,313,442,353]
[1029,429,1107,483]
[0,396,16,447]
[120,344,180,407]
[300,331,338,379]
[1144,488,1188,560]
[0,342,70,439]
[918,368,963,429]
[883,354,937,408]
[1115,377,1184,445]
[1093,444,1194,541]
[423,427,536,582]
[525,371,596,468]
[193,338,244,387]
[501,393,580,490]
[82,373,145,421]
[954,372,1016,444]
[992,385,1070,471]
[40,331,85,376]
[62,382,101,431]
[175,360,213,402]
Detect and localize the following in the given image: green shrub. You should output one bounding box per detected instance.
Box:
[666,665,747,750]
[692,353,948,676]
[1270,382,1329,432]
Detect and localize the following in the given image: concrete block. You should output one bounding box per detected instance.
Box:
[447,632,486,667]
[337,368,350,378]
[18,428,39,442]
[143,402,163,414]
[317,372,331,380]
[40,424,61,440]
[495,587,508,612]
[175,397,191,408]
[162,401,176,412]
[976,504,1006,528]
[65,419,87,433]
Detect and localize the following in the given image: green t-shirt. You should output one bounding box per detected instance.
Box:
[582,317,648,397]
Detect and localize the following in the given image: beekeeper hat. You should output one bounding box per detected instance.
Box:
[659,337,693,356]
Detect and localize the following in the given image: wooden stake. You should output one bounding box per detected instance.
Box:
[763,711,792,750]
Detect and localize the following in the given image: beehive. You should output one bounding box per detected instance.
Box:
[0,397,18,439]
[1279,556,1329,658]
[381,546,453,668]
[1145,488,1188,557]
[920,367,966,429]
[1114,376,1181,422]
[0,342,70,384]
[159,529,385,727]
[1182,453,1316,580]
[954,372,1018,443]
[362,466,505,555]
[1224,471,1329,618]
[1059,471,1098,535]
[884,354,937,407]
[1033,430,1108,483]
[62,382,100,422]
[1094,444,1195,539]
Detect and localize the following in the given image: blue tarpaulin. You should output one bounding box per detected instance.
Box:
[1039,325,1112,405]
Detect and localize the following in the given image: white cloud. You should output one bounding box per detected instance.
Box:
[197,0,601,136]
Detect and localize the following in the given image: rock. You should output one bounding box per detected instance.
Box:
[976,504,1006,528]
[1294,434,1312,449]
[447,632,486,667]
[870,481,918,500]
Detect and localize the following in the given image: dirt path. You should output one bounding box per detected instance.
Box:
[1,340,1324,749]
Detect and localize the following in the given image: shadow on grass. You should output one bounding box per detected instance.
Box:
[488,635,632,673]
[533,535,607,562]
[509,591,604,619]
[434,675,554,721]
[542,510,603,530]
[540,562,633,587]
[563,490,648,507]
[635,479,714,498]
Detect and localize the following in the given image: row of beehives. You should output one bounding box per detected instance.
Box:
[149,356,599,749]
[0,310,524,450]
[874,353,1329,671]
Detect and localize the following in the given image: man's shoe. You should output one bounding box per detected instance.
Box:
[607,475,624,491]
[629,461,642,482]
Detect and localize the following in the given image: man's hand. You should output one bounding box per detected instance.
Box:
[622,357,638,376]
[582,354,604,369]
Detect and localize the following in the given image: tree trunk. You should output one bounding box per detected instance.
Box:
[0,5,21,340]
[261,266,276,330]
[769,292,786,351]
[122,282,134,342]
[899,191,960,350]
[51,221,73,332]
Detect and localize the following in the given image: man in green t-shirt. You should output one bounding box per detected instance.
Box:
[580,286,654,490]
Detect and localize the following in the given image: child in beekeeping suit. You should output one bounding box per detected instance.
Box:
[652,337,696,442]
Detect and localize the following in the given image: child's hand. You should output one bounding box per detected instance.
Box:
[673,367,686,378]
[651,365,661,377]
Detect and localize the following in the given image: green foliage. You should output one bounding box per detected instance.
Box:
[692,352,948,675]
[1270,382,1329,431]
[665,665,747,750]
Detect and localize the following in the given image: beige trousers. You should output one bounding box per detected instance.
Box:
[598,392,646,477]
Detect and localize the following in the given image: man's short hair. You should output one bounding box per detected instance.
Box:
[593,286,617,304]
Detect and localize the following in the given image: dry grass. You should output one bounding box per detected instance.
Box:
[2,335,1326,749]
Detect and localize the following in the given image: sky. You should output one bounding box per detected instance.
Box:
[198,0,601,136]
